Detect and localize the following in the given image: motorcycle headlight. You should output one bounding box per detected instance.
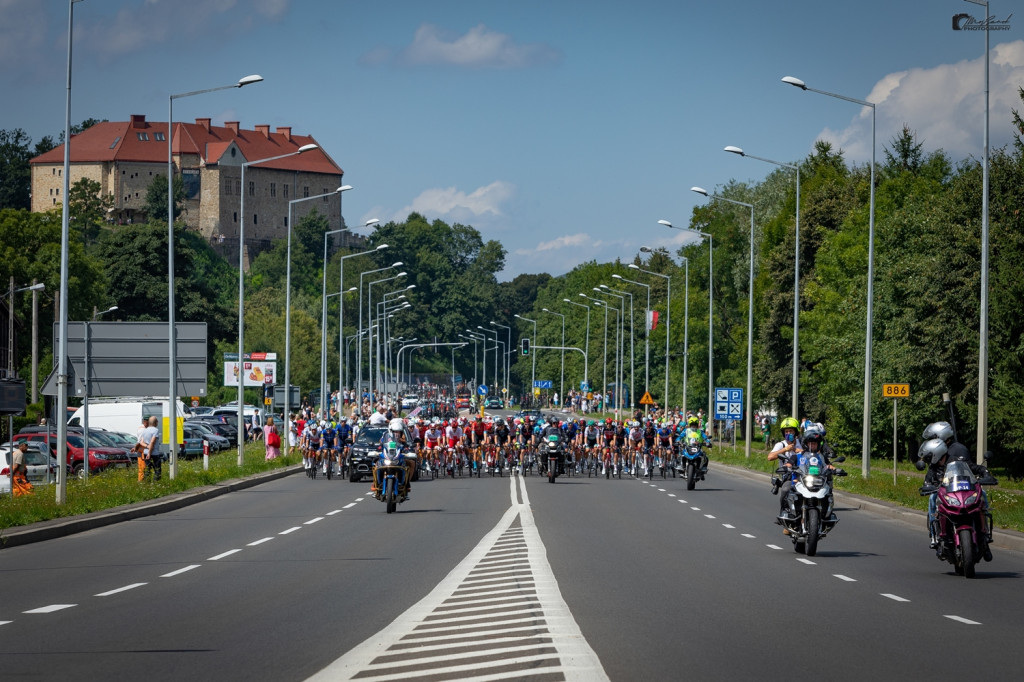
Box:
[803,475,822,488]
[383,458,392,466]
[963,492,979,506]
[943,494,961,507]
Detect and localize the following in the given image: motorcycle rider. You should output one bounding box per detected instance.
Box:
[540,415,565,474]
[917,421,992,558]
[379,418,414,500]
[767,417,804,527]
[682,415,712,474]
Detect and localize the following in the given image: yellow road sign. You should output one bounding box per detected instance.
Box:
[639,391,656,405]
[533,387,541,396]
[882,383,910,398]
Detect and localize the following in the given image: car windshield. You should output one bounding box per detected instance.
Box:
[84,431,120,447]
[354,427,388,447]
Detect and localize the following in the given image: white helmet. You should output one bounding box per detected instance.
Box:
[389,418,405,433]
[918,437,948,464]
[922,421,955,442]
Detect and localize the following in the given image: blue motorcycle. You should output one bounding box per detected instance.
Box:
[677,438,709,491]
[373,442,413,514]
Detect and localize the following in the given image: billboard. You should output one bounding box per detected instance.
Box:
[223,352,277,387]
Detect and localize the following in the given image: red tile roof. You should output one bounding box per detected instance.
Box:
[30,115,343,176]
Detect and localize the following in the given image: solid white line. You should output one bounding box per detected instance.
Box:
[248,537,274,546]
[722,524,735,529]
[944,615,981,625]
[304,517,324,525]
[882,593,910,602]
[23,604,76,614]
[208,549,242,561]
[833,574,857,582]
[327,510,343,515]
[343,503,357,509]
[160,564,200,578]
[95,583,147,597]
[704,514,716,519]
[280,526,302,535]
[766,544,783,550]
[741,534,756,538]
[796,558,816,565]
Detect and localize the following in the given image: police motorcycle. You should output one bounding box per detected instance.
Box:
[774,452,847,556]
[373,438,415,514]
[539,433,564,483]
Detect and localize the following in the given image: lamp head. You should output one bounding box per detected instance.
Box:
[578,293,587,298]
[396,272,407,277]
[599,284,609,289]
[690,187,708,197]
[392,262,403,267]
[364,218,380,227]
[611,274,622,280]
[724,146,744,156]
[406,284,416,290]
[640,247,653,253]
[297,143,318,153]
[542,308,550,312]
[337,185,353,192]
[375,244,388,251]
[781,76,807,90]
[657,219,673,227]
[628,263,640,270]
[346,286,357,292]
[237,74,264,87]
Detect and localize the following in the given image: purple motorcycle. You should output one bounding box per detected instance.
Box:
[920,460,997,579]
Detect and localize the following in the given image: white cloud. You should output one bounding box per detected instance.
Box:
[818,39,1024,163]
[367,23,561,69]
[533,233,591,252]
[391,181,515,223]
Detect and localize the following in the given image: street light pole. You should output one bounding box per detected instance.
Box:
[725,145,800,419]
[490,321,512,400]
[689,190,755,458]
[659,219,713,426]
[357,262,401,403]
[562,299,591,387]
[783,75,876,478]
[613,275,649,406]
[541,309,565,405]
[606,285,635,409]
[514,315,537,397]
[169,73,262,479]
[238,144,317,466]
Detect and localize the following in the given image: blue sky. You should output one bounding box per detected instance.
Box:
[3,0,1021,278]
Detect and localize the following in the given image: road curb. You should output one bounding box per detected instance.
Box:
[715,461,1024,555]
[0,465,303,550]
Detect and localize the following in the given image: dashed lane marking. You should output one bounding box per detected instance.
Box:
[796,558,816,565]
[280,526,302,535]
[248,537,274,546]
[741,534,756,539]
[834,575,857,582]
[160,565,200,578]
[305,517,325,525]
[24,604,76,614]
[722,524,735,529]
[208,549,243,561]
[343,503,357,509]
[95,583,147,597]
[327,510,343,516]
[766,544,783,550]
[704,514,716,519]
[944,615,981,625]
[882,594,910,602]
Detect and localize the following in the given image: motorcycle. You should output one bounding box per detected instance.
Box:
[540,434,563,483]
[372,442,414,514]
[677,438,710,491]
[919,459,997,578]
[775,454,846,556]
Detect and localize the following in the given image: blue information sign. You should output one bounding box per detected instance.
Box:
[477,384,488,395]
[533,380,553,389]
[714,387,744,422]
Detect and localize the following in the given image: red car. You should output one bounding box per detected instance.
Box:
[14,431,132,479]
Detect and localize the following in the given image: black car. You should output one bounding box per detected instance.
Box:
[188,416,238,446]
[515,409,543,421]
[347,424,416,483]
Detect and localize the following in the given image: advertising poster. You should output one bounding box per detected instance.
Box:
[223,352,277,387]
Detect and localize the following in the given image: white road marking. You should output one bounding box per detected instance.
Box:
[657,488,666,492]
[741,534,756,538]
[691,506,701,511]
[248,537,274,546]
[280,526,302,535]
[704,514,716,519]
[722,524,735,529]
[944,615,981,625]
[796,558,816,565]
[95,583,147,597]
[766,544,783,550]
[327,510,343,515]
[668,494,676,497]
[160,565,200,578]
[0,621,11,626]
[208,549,242,561]
[304,517,324,525]
[343,503,357,509]
[24,604,76,614]
[833,574,857,582]
[882,593,910,602]
[306,472,608,682]
[357,496,367,501]
[678,499,688,504]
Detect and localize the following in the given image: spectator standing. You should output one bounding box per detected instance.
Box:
[11,441,33,497]
[136,415,149,482]
[264,416,280,460]
[140,416,162,482]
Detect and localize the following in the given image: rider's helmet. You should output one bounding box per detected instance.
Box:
[495,417,505,425]
[687,415,700,427]
[918,437,948,465]
[389,417,404,434]
[803,424,825,445]
[922,421,955,443]
[606,418,613,425]
[548,416,558,426]
[780,417,800,432]
[588,419,595,426]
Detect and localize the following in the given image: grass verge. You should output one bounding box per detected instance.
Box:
[0,446,298,530]
[713,442,1024,534]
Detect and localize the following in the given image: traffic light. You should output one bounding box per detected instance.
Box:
[522,338,530,356]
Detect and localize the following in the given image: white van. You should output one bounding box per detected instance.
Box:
[68,397,187,454]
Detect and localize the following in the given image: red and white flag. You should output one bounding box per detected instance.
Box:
[648,310,659,331]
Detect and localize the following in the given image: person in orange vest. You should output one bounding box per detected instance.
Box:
[12,441,34,497]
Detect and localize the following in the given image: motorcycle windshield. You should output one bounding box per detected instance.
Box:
[941,460,976,492]
[796,454,824,475]
[686,438,701,447]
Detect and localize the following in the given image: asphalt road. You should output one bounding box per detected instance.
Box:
[1,449,1022,681]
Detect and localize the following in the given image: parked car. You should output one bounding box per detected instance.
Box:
[183,422,228,451]
[189,416,239,446]
[1,442,58,492]
[189,406,214,417]
[14,430,131,478]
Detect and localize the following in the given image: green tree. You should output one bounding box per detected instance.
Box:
[143,174,185,222]
[68,177,113,248]
[0,128,33,210]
